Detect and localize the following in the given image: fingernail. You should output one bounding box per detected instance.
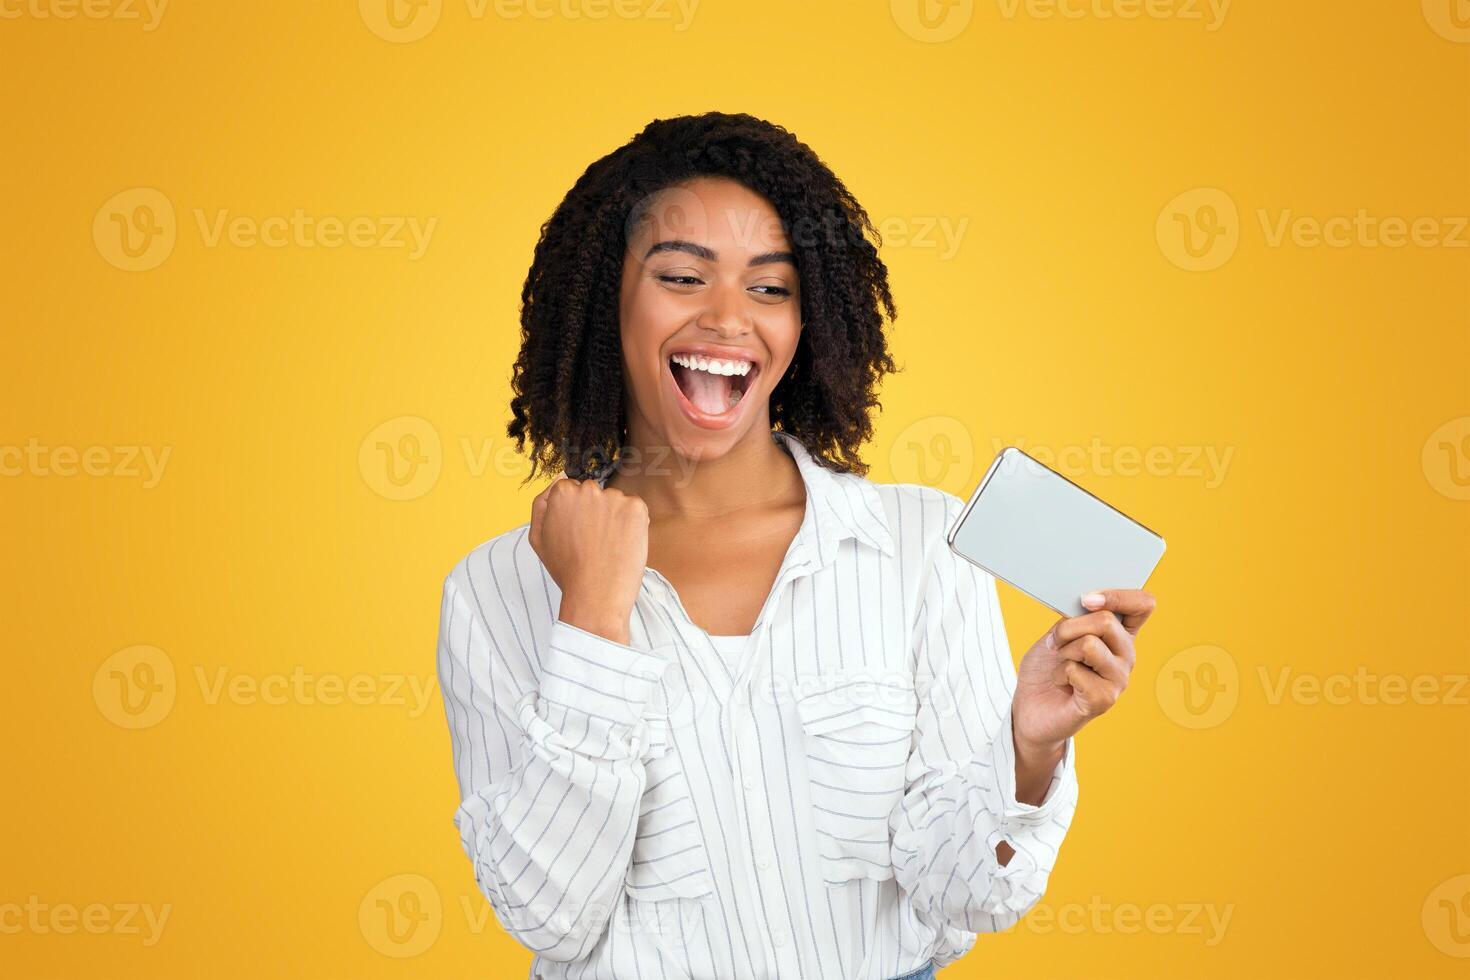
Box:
[1045,628,1057,650]
[1081,592,1105,608]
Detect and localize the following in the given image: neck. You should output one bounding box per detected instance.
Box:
[607,424,803,522]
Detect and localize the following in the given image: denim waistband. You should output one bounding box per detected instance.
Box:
[887,964,936,980]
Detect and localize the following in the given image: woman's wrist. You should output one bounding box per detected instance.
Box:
[558,598,633,646]
[1012,715,1066,806]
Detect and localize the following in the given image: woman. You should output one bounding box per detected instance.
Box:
[437,112,1155,980]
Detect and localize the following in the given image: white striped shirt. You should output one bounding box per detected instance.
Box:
[437,430,1079,979]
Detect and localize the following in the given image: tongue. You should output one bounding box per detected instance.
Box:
[678,365,735,415]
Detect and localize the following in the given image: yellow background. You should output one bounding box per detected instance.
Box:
[3,0,1467,976]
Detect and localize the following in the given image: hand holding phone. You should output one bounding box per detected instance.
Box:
[947,447,1165,750]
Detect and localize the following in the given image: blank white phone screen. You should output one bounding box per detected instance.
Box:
[947,448,1166,618]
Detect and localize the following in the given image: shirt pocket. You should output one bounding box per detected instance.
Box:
[624,709,716,903]
[795,669,918,884]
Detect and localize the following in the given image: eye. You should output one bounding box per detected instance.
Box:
[657,274,704,287]
[750,284,791,297]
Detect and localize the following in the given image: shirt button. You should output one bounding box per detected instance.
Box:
[743,775,756,791]
[755,853,771,870]
[772,928,788,947]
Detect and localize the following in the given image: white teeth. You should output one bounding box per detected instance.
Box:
[671,353,752,377]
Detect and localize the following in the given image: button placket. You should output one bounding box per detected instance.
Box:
[732,672,806,979]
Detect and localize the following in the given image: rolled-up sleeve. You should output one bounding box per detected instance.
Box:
[889,498,1079,934]
[438,568,671,962]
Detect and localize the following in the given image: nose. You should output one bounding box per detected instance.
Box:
[695,282,751,338]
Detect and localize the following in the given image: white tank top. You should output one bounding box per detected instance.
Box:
[707,634,748,658]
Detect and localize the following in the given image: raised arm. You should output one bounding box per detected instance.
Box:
[889,512,1080,935]
[438,567,669,961]
[439,474,664,961]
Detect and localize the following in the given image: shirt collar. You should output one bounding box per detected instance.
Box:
[772,430,895,566]
[595,430,895,567]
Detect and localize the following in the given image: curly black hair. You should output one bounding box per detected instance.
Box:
[507,111,898,481]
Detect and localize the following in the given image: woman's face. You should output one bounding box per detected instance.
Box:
[618,176,802,466]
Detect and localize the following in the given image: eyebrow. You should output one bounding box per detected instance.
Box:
[644,240,796,267]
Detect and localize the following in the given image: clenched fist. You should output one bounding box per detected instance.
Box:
[528,474,650,645]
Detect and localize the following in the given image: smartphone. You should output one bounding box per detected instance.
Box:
[946,447,1167,618]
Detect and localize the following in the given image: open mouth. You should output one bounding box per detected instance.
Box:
[668,351,759,417]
